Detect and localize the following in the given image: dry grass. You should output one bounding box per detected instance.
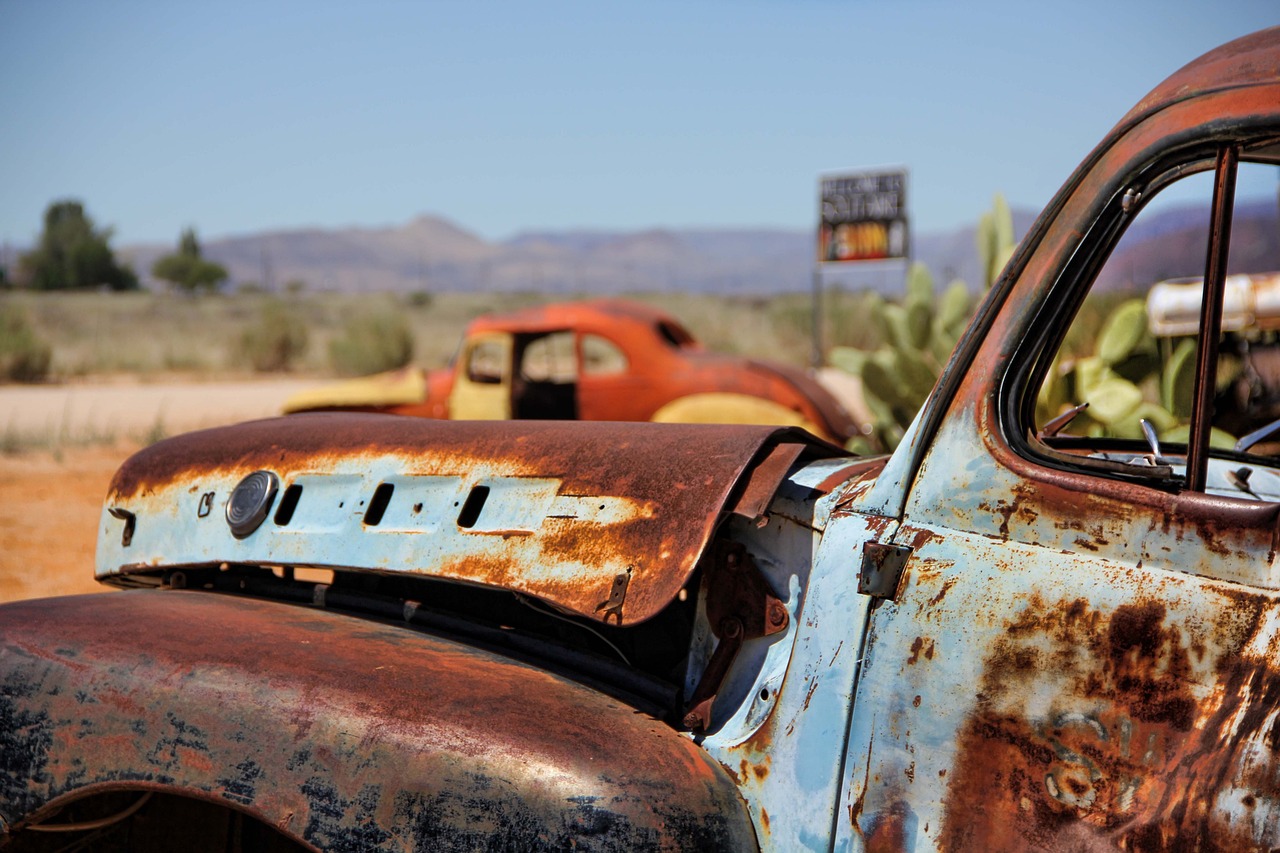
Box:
[5,289,885,381]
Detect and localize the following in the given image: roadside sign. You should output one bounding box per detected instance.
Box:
[818,169,909,263]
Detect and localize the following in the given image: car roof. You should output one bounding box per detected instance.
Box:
[465,299,694,339]
[1118,26,1280,130]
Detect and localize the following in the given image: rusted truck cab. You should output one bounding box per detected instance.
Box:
[6,27,1280,852]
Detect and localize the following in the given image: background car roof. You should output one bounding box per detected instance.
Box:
[466,299,696,340]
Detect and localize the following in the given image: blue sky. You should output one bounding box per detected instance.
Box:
[1,1,1275,249]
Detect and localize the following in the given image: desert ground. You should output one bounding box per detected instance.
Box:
[0,378,324,602]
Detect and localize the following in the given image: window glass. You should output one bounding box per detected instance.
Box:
[656,320,695,348]
[466,339,507,384]
[520,332,577,382]
[1035,159,1280,496]
[581,334,628,376]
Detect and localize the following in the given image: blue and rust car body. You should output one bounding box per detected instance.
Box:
[4,26,1280,852]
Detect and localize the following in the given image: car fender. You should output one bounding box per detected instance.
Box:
[0,591,758,852]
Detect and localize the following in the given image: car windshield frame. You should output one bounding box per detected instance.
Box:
[1003,129,1280,501]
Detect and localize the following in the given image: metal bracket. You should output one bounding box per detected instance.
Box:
[594,567,631,625]
[859,542,911,600]
[683,542,789,732]
[108,507,136,548]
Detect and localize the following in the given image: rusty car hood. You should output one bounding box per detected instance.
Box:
[97,414,841,624]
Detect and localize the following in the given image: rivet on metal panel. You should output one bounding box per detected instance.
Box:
[594,567,632,625]
[108,507,135,547]
[767,600,788,629]
[859,542,912,600]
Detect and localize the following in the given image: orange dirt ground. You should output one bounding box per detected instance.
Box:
[0,444,135,602]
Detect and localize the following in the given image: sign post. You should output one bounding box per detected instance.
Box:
[812,168,910,366]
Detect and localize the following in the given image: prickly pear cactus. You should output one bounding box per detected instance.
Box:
[830,262,973,451]
[1035,297,1242,447]
[828,194,1016,452]
[1097,299,1150,366]
[976,193,1017,289]
[1034,297,1172,438]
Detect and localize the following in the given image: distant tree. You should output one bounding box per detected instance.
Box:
[152,228,228,293]
[19,200,138,291]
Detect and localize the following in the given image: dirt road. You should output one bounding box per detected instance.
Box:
[0,378,324,603]
[1,378,326,441]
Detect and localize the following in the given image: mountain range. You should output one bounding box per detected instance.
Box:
[118,212,1041,297]
[115,201,1277,297]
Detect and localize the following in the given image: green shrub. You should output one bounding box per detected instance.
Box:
[240,298,309,372]
[0,302,53,382]
[330,310,415,376]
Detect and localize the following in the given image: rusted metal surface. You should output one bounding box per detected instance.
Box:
[286,298,858,443]
[464,298,700,339]
[98,414,838,625]
[1121,26,1280,126]
[697,476,883,851]
[836,524,1280,851]
[729,441,808,521]
[0,591,758,851]
[1186,145,1238,492]
[683,542,789,732]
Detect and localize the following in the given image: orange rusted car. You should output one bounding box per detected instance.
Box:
[283,299,857,444]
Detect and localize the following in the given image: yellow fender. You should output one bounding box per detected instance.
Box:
[650,392,824,437]
[282,368,426,414]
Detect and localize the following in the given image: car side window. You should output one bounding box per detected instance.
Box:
[520,331,577,383]
[1032,155,1280,499]
[466,339,507,384]
[581,334,628,376]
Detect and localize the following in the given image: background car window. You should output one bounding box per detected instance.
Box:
[520,331,577,382]
[1037,161,1280,461]
[581,334,628,376]
[466,339,507,384]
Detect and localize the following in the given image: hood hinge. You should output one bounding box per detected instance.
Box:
[859,541,912,601]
